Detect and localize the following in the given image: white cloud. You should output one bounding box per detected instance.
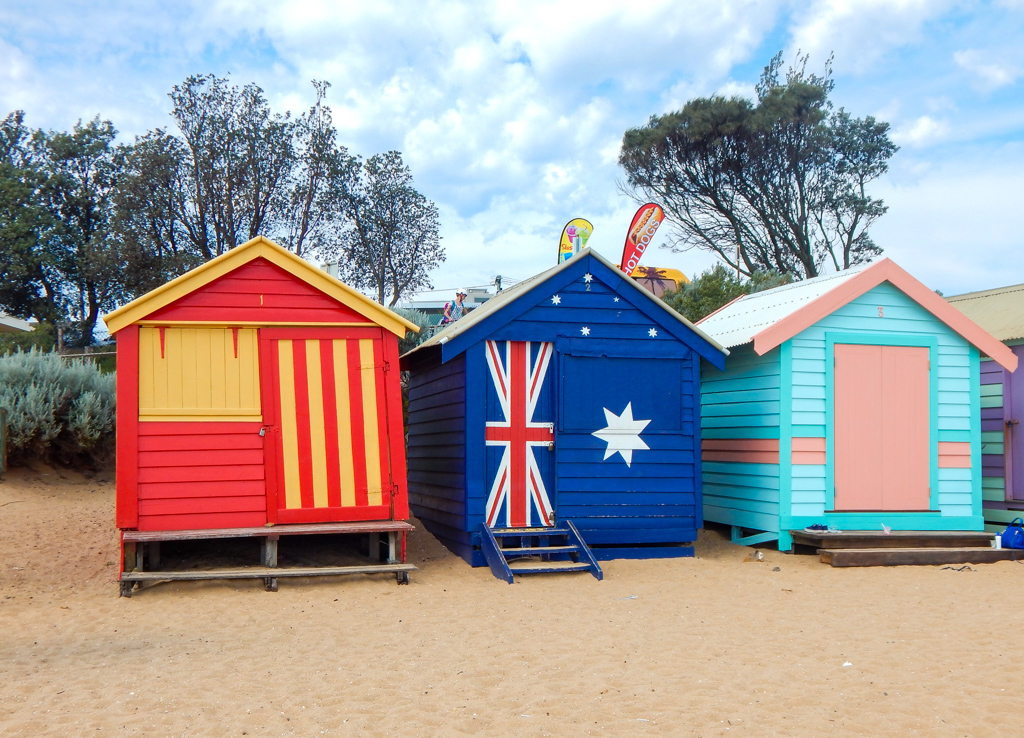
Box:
[872,146,1024,294]
[954,49,1022,91]
[892,115,951,148]
[788,0,954,73]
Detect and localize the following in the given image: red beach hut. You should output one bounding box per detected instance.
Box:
[103,236,419,594]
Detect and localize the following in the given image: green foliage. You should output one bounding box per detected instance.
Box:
[0,323,56,355]
[0,348,116,467]
[335,151,444,306]
[388,307,432,356]
[620,52,897,280]
[662,264,792,323]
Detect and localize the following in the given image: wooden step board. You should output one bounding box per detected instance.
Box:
[480,521,603,583]
[791,529,995,551]
[820,547,1022,567]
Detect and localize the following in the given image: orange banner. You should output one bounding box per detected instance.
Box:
[620,203,664,272]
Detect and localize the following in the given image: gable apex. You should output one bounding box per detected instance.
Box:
[103,236,419,336]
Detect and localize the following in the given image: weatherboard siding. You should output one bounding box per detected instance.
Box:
[784,283,979,519]
[405,349,472,558]
[700,344,782,533]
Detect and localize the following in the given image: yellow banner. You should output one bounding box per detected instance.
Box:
[558,218,594,263]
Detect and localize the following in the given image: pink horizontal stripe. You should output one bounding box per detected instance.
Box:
[701,438,779,452]
[791,437,826,453]
[938,441,972,468]
[792,451,827,465]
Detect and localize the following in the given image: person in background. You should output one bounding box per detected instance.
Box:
[441,288,468,324]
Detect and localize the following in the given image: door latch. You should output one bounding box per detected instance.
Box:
[259,427,267,437]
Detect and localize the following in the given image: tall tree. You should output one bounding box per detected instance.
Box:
[0,112,62,323]
[278,81,357,258]
[336,151,443,306]
[168,74,296,259]
[37,117,125,344]
[619,53,897,279]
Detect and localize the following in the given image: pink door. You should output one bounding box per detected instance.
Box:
[833,344,930,511]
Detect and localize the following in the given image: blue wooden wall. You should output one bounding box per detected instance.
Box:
[405,348,474,560]
[406,252,724,564]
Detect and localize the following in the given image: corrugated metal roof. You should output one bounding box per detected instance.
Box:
[696,263,872,348]
[0,313,32,333]
[404,247,725,358]
[945,282,1024,343]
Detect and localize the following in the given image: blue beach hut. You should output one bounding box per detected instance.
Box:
[401,249,726,576]
[695,258,1017,553]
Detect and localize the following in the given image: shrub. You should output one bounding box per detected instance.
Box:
[0,348,116,468]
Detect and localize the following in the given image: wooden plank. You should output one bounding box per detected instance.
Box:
[821,547,1021,567]
[123,520,415,541]
[121,563,416,581]
[791,530,994,549]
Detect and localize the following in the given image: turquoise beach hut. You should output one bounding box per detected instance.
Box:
[695,258,1017,551]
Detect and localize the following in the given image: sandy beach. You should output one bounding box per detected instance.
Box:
[1,465,1023,737]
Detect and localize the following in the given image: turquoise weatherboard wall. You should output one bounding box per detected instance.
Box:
[700,344,782,538]
[701,281,983,550]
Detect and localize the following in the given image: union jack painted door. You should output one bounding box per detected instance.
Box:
[260,327,396,524]
[484,340,556,528]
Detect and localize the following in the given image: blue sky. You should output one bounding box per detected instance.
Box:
[2,0,1022,300]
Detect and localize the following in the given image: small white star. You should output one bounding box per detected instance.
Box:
[648,328,658,337]
[592,402,651,467]
[613,297,620,303]
[583,273,593,284]
[551,295,561,305]
[581,326,590,336]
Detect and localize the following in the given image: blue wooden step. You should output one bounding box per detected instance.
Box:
[501,545,579,557]
[479,521,603,582]
[490,527,570,537]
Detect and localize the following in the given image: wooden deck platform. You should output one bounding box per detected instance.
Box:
[789,529,1020,568]
[120,521,416,596]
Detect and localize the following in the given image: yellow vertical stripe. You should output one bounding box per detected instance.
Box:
[305,339,329,508]
[277,340,302,510]
[333,340,356,507]
[359,339,383,506]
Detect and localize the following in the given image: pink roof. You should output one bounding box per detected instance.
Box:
[703,259,1018,372]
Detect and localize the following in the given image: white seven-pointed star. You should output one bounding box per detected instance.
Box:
[583,273,593,283]
[580,326,590,336]
[551,295,561,305]
[648,328,658,337]
[592,402,651,467]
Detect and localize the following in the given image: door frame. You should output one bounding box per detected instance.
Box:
[823,331,939,513]
[258,326,393,524]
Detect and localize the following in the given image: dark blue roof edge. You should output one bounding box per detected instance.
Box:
[438,252,726,370]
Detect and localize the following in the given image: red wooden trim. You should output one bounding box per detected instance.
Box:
[258,330,281,524]
[116,325,140,529]
[275,504,392,525]
[382,335,410,520]
[232,327,239,358]
[373,337,392,513]
[291,338,316,509]
[138,421,263,436]
[751,259,1019,372]
[347,338,370,507]
[138,511,267,532]
[320,339,344,509]
[158,326,166,359]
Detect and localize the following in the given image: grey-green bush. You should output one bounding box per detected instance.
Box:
[0,348,116,467]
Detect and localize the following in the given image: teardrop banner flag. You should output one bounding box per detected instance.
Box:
[620,203,664,272]
[558,218,594,263]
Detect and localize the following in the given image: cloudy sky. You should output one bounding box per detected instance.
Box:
[2,0,1022,301]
